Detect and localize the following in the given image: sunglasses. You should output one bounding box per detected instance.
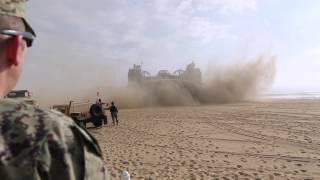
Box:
[0,29,35,47]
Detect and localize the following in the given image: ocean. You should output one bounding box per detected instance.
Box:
[262,92,320,100]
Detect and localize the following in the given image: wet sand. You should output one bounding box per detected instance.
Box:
[90,100,320,179]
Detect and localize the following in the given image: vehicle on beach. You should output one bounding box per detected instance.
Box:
[128,62,202,86]
[5,90,39,106]
[52,100,107,128]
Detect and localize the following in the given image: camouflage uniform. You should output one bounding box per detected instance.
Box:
[108,103,118,126]
[0,0,35,35]
[0,1,109,179]
[0,99,110,180]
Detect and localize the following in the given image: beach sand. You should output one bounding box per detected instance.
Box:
[90,100,320,179]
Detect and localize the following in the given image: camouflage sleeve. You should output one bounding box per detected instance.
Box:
[0,99,110,180]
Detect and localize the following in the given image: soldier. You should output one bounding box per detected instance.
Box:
[108,101,119,126]
[0,1,109,179]
[96,98,108,125]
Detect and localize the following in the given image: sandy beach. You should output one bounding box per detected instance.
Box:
[89,99,320,179]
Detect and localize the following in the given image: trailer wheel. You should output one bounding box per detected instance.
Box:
[90,104,103,127]
[90,104,103,117]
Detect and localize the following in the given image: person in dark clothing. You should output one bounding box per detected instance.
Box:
[96,99,108,125]
[108,101,118,125]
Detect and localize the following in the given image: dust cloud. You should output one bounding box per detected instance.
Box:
[29,54,275,108]
[106,56,276,108]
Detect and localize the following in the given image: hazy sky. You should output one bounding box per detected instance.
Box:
[17,0,320,93]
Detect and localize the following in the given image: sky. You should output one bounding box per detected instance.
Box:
[16,0,320,95]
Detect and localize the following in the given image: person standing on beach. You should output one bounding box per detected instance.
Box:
[0,1,109,179]
[96,98,108,125]
[108,101,119,125]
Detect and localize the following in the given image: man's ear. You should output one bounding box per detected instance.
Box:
[6,36,23,66]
